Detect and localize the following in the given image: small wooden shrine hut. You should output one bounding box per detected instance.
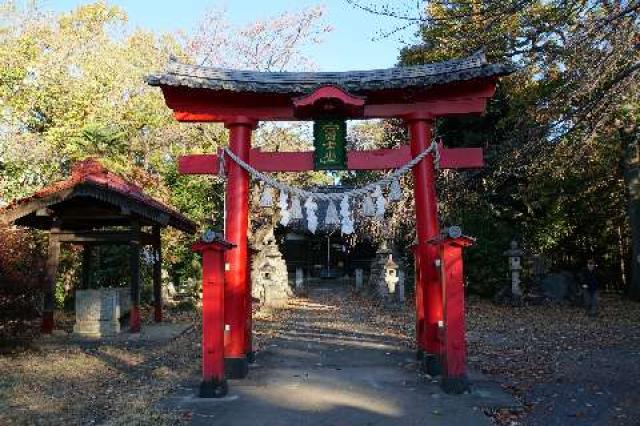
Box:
[0,159,197,333]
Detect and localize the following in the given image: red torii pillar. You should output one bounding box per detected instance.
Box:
[223,118,256,379]
[409,118,443,373]
[408,118,442,374]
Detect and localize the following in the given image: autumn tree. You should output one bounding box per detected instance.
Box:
[0,1,331,304]
[189,5,331,71]
[346,0,640,294]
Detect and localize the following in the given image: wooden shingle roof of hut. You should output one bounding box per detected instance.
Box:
[0,159,196,234]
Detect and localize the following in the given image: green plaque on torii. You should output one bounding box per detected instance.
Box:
[314,119,347,170]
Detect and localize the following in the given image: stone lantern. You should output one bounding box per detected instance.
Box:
[251,226,292,308]
[384,255,399,294]
[504,240,524,297]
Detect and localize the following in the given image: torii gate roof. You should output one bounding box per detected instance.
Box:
[146,51,512,95]
[146,51,514,122]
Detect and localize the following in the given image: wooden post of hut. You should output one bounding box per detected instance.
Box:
[153,226,163,323]
[42,219,61,334]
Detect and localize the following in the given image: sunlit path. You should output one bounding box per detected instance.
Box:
[163,282,513,425]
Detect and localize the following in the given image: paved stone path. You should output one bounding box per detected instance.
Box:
[164,282,517,425]
[524,346,640,426]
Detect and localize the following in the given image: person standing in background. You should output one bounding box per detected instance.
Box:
[582,259,600,317]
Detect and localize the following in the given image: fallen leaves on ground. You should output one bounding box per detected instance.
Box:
[0,306,201,425]
[467,295,640,425]
[1,291,638,425]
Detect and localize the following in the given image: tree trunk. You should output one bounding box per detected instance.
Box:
[622,129,640,300]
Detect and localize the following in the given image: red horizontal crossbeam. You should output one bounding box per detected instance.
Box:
[178,146,483,175]
[252,149,314,172]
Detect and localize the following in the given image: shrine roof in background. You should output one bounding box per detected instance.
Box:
[0,159,197,234]
[146,51,513,95]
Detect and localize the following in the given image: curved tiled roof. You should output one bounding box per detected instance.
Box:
[0,159,197,234]
[146,51,515,95]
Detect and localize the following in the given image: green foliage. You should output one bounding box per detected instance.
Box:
[0,2,218,300]
[393,0,639,294]
[67,124,128,164]
[0,2,333,304]
[446,198,514,296]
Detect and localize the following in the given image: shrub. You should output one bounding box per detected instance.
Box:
[0,226,46,343]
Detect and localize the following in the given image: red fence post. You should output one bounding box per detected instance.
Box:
[193,234,235,398]
[224,118,255,379]
[430,233,474,394]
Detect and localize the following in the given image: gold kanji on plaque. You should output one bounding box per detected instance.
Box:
[314,119,346,170]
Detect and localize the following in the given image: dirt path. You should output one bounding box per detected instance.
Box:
[165,281,514,425]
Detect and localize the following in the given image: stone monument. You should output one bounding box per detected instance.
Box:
[251,226,292,308]
[397,270,405,303]
[384,256,400,295]
[355,268,364,291]
[367,242,392,299]
[73,288,121,337]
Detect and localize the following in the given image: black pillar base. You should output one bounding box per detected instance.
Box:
[416,349,425,361]
[246,351,256,364]
[225,357,249,379]
[421,353,442,376]
[441,376,470,394]
[199,378,228,398]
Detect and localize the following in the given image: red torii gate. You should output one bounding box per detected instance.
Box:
[147,51,512,380]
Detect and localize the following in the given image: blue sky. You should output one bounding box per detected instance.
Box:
[43,0,419,71]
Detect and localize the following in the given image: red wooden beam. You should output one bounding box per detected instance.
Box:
[163,79,497,123]
[251,149,314,172]
[178,146,484,175]
[294,86,366,109]
[348,145,484,169]
[293,86,366,118]
[347,146,411,170]
[178,154,219,175]
[171,98,489,123]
